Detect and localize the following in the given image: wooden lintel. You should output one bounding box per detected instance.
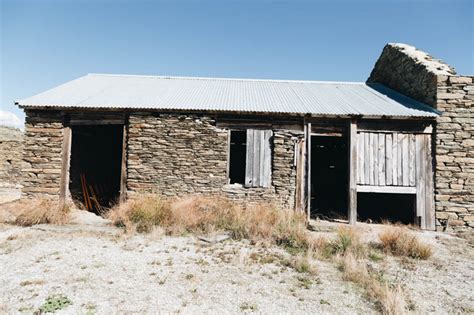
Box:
[70,119,125,125]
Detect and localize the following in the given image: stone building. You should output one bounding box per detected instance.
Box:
[15,43,473,230]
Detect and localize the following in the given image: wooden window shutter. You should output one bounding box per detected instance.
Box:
[245,129,272,188]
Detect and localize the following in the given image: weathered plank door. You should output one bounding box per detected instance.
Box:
[245,129,272,188]
[356,131,434,230]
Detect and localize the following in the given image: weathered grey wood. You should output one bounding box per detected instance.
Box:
[358,133,365,184]
[253,130,262,187]
[373,133,379,186]
[307,123,312,221]
[402,134,409,186]
[119,124,128,203]
[424,134,435,230]
[69,119,125,125]
[392,132,398,186]
[295,138,305,212]
[357,120,434,134]
[226,130,231,184]
[262,130,272,188]
[364,133,370,183]
[357,185,416,194]
[310,123,346,134]
[369,133,375,185]
[245,129,254,187]
[397,133,403,185]
[348,120,357,225]
[59,126,72,204]
[378,133,385,186]
[415,134,426,228]
[409,134,416,187]
[258,130,265,186]
[385,133,393,185]
[310,132,344,137]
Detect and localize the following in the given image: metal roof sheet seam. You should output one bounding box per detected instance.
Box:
[16,73,439,118]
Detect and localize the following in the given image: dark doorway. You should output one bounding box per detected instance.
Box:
[357,193,415,224]
[310,136,348,219]
[69,125,123,213]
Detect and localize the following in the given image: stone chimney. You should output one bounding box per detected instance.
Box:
[369,43,473,230]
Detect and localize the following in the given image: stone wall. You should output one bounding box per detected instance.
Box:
[435,76,474,229]
[0,126,23,186]
[126,113,300,209]
[21,110,64,197]
[368,43,473,230]
[368,43,455,107]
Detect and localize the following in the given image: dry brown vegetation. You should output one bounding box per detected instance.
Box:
[339,254,406,315]
[379,227,433,259]
[107,194,314,250]
[12,198,71,226]
[1,194,437,314]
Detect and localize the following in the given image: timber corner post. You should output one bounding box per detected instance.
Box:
[59,114,72,207]
[119,114,129,204]
[348,119,358,225]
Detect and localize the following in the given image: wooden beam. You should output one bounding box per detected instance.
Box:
[306,122,312,221]
[348,119,357,225]
[357,185,416,194]
[69,119,125,125]
[226,130,231,184]
[424,134,435,230]
[59,126,72,205]
[119,123,128,204]
[415,134,426,229]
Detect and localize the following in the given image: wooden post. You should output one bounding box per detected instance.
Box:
[59,126,72,205]
[119,123,128,204]
[348,119,357,225]
[306,122,312,221]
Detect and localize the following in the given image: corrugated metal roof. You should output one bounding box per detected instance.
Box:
[16,74,439,118]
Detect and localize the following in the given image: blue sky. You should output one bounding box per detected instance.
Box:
[1,0,473,126]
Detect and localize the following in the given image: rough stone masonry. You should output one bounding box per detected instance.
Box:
[369,43,474,230]
[0,126,23,186]
[126,113,300,209]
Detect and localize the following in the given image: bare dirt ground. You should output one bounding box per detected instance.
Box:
[0,188,473,314]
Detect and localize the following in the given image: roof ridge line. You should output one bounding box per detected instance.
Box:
[86,73,366,85]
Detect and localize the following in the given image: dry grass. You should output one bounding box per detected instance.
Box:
[379,227,433,260]
[340,254,407,315]
[325,227,366,258]
[13,198,71,226]
[107,194,313,250]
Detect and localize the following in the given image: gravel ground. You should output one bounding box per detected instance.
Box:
[0,224,373,314]
[0,187,472,314]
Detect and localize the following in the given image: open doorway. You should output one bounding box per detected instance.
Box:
[310,136,348,220]
[69,125,123,213]
[357,193,415,224]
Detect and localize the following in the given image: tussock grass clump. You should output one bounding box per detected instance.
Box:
[325,227,366,258]
[339,254,407,315]
[107,195,312,250]
[379,227,433,260]
[14,198,71,226]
